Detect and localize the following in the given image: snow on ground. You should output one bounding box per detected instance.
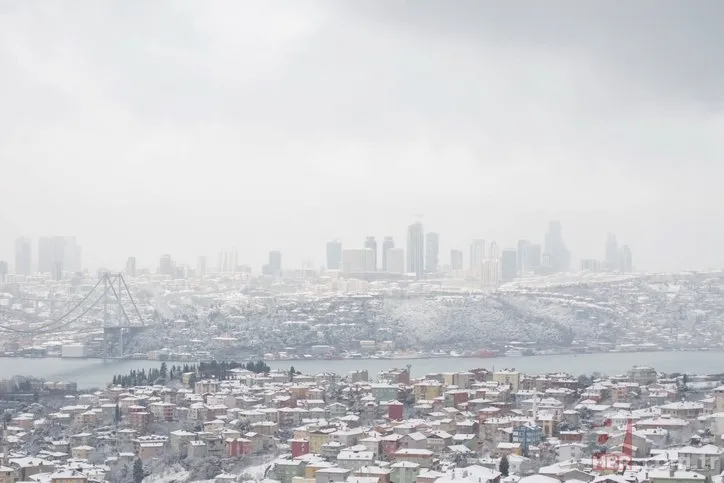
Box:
[143,470,190,483]
[238,462,274,481]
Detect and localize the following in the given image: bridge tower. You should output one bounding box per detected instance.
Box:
[100,272,145,360]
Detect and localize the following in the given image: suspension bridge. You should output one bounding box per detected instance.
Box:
[0,272,149,359]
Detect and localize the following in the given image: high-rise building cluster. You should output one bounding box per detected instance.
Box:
[580,233,633,273]
[323,222,440,280]
[217,248,239,274]
[8,236,83,280]
[317,219,589,285]
[6,220,633,285]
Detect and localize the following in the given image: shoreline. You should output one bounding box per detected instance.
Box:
[3,350,724,389]
[2,347,721,364]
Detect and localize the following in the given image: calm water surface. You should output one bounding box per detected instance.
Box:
[0,351,722,389]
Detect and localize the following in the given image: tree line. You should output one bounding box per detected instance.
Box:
[110,360,272,387]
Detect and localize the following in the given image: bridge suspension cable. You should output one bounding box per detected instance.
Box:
[0,273,144,335]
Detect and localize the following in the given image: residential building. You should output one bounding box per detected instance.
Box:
[677,445,724,474]
[493,370,522,391]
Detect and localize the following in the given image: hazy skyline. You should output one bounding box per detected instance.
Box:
[1,1,723,272]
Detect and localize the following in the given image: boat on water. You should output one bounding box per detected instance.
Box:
[505,349,524,357]
[389,352,423,359]
[474,350,497,358]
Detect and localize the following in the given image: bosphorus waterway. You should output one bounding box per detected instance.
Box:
[1,350,723,389]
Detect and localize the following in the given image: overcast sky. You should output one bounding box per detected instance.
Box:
[1,0,723,272]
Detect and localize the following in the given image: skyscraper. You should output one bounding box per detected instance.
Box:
[38,236,81,275]
[197,256,207,277]
[232,247,239,273]
[450,249,463,271]
[481,258,500,286]
[126,256,137,277]
[159,254,174,276]
[488,241,500,260]
[38,237,54,274]
[14,237,31,276]
[425,232,439,273]
[406,222,424,279]
[382,237,395,272]
[470,239,485,278]
[605,233,618,271]
[619,245,633,272]
[544,221,570,272]
[0,261,8,287]
[269,251,282,276]
[326,240,342,270]
[52,261,63,281]
[364,236,377,271]
[524,244,541,272]
[64,237,82,273]
[516,239,530,275]
[501,249,517,282]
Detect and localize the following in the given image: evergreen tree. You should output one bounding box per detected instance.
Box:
[289,366,296,382]
[133,459,144,483]
[499,455,509,477]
